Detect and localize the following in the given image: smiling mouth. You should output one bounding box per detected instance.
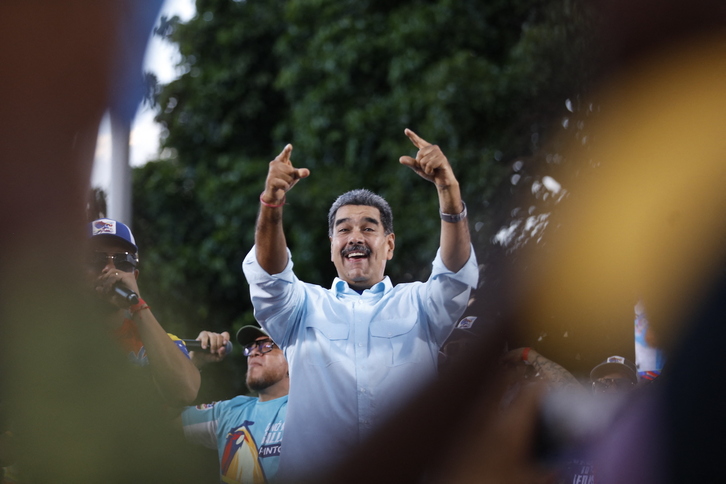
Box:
[346,252,367,259]
[343,246,371,259]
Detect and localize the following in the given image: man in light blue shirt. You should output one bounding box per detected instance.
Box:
[243,129,478,481]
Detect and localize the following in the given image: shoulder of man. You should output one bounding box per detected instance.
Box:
[166,333,191,359]
[184,395,258,416]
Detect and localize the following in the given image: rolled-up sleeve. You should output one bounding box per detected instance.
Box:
[424,244,479,345]
[242,245,303,346]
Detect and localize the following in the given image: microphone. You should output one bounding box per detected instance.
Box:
[182,339,233,354]
[114,283,139,306]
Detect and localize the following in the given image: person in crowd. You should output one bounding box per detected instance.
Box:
[438,314,480,372]
[182,326,288,484]
[439,313,584,397]
[499,349,639,398]
[503,347,587,395]
[589,355,638,395]
[242,128,478,480]
[500,351,640,484]
[556,355,639,484]
[87,218,200,406]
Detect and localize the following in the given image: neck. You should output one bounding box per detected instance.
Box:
[258,378,289,402]
[346,277,384,292]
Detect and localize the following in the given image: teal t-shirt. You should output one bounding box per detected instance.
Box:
[182,395,287,484]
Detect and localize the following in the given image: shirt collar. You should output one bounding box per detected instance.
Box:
[332,276,392,296]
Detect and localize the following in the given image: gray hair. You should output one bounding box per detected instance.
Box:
[328,189,393,236]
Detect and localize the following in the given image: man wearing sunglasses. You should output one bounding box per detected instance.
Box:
[243,129,478,480]
[590,355,638,395]
[181,325,288,484]
[87,218,200,406]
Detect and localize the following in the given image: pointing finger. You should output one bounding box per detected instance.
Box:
[277,143,293,165]
[404,128,431,149]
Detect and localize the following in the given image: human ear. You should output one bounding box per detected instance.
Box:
[386,233,395,260]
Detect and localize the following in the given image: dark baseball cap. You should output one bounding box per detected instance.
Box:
[236,325,271,347]
[590,355,638,384]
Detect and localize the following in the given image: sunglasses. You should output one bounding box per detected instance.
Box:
[243,339,277,357]
[592,377,635,392]
[87,251,138,273]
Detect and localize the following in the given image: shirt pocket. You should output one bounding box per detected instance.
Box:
[370,315,418,367]
[303,318,350,367]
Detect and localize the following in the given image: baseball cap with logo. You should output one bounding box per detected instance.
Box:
[445,315,479,342]
[590,355,638,384]
[88,218,138,253]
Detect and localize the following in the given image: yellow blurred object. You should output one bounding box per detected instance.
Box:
[522,32,726,353]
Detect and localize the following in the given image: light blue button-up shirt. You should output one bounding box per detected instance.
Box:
[243,245,478,480]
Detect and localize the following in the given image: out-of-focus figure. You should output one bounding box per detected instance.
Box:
[0,2,212,482]
[86,218,201,406]
[590,356,638,396]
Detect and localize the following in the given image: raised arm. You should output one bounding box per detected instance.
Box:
[256,144,310,275]
[100,269,201,406]
[133,303,201,406]
[504,347,586,393]
[399,128,471,272]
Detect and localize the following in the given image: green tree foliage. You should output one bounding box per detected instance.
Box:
[133,0,598,394]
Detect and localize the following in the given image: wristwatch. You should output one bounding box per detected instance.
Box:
[439,201,467,223]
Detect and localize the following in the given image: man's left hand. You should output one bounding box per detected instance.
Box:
[190,331,231,369]
[399,128,457,188]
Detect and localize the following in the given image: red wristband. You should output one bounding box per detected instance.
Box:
[129,298,149,315]
[259,193,285,208]
[521,347,531,362]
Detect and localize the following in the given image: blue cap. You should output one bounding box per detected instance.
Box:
[88,218,138,252]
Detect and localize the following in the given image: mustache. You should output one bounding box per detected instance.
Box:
[342,244,371,257]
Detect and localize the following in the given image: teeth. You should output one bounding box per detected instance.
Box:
[347,252,366,258]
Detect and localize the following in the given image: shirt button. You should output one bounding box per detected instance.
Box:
[358,343,363,347]
[360,388,366,393]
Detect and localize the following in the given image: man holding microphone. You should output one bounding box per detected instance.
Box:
[87,218,200,407]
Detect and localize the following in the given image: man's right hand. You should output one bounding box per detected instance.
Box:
[261,144,310,206]
[95,266,141,309]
